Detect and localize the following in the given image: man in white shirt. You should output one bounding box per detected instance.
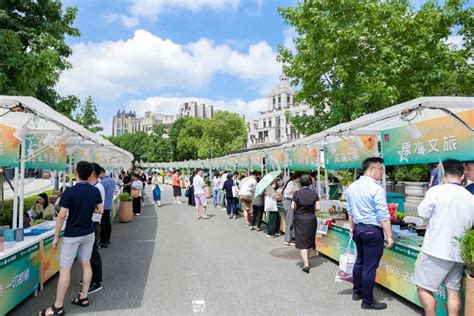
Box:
[415,159,474,316]
[88,163,106,294]
[239,172,258,228]
[193,169,209,220]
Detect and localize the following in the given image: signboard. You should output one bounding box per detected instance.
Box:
[324,136,376,170]
[0,242,41,315]
[317,225,452,315]
[0,124,20,167]
[249,151,265,170]
[287,145,320,170]
[235,153,250,169]
[25,135,67,170]
[266,149,285,170]
[381,109,474,165]
[41,231,64,283]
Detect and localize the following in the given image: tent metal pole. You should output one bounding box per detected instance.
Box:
[18,134,26,228]
[317,165,321,197]
[325,168,330,201]
[12,167,19,229]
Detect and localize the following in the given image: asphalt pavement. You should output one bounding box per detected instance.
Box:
[10,185,422,315]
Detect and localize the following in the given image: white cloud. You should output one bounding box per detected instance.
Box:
[115,95,267,131]
[244,0,264,16]
[105,0,241,28]
[57,30,280,100]
[445,35,465,50]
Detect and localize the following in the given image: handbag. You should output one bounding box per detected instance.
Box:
[131,188,140,198]
[184,188,190,198]
[232,180,240,198]
[335,238,357,283]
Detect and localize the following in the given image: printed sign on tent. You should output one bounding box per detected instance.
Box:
[266,149,285,171]
[324,136,376,170]
[287,145,320,170]
[0,124,20,167]
[25,135,67,170]
[249,151,265,169]
[381,109,474,165]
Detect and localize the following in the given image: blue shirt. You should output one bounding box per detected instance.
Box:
[100,175,116,210]
[59,182,102,237]
[431,168,439,186]
[346,176,390,227]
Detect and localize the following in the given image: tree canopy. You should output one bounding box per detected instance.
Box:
[278,0,474,133]
[0,0,80,117]
[75,96,103,133]
[108,132,148,166]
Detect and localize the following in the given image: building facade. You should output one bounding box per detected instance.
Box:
[179,102,214,119]
[246,74,314,148]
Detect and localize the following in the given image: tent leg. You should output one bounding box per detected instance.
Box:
[325,169,330,201]
[12,167,19,229]
[18,135,26,228]
[317,166,321,197]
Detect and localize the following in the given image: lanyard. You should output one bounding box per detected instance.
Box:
[447,182,462,186]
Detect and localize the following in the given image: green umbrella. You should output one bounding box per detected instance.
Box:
[254,170,282,197]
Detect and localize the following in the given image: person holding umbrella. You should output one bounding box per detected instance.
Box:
[254,170,283,238]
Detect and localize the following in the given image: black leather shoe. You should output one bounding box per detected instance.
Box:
[302,266,310,273]
[361,301,387,310]
[352,293,362,301]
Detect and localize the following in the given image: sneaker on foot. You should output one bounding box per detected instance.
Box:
[245,224,250,228]
[361,301,387,310]
[256,227,263,231]
[352,293,362,301]
[202,215,210,219]
[87,283,103,295]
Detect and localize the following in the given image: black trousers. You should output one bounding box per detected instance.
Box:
[132,197,141,214]
[91,222,102,284]
[267,212,280,236]
[251,204,264,228]
[100,209,112,244]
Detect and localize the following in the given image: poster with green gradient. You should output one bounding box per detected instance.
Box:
[324,136,376,170]
[0,242,40,315]
[25,134,67,170]
[249,151,265,170]
[266,149,285,170]
[0,124,20,167]
[287,145,319,170]
[317,226,456,315]
[381,109,474,165]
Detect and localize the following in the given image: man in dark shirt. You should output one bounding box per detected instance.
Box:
[39,161,103,315]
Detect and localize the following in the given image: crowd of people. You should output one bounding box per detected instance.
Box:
[36,157,473,314]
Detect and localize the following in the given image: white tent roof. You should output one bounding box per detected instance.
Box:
[0,96,133,164]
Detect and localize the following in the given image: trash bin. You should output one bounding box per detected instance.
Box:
[329,184,340,200]
[386,192,405,213]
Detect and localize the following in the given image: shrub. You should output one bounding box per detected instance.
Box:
[119,192,131,202]
[456,229,474,277]
[394,165,430,182]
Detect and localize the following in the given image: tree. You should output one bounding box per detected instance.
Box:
[75,96,102,133]
[0,1,80,117]
[108,132,148,166]
[198,111,248,159]
[278,0,474,133]
[176,118,204,160]
[168,117,191,160]
[142,124,173,162]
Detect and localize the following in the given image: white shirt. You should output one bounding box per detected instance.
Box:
[93,182,105,223]
[219,173,227,189]
[193,174,205,195]
[283,180,300,199]
[418,183,474,262]
[264,186,278,212]
[239,177,257,196]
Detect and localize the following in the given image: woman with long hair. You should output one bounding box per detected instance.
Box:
[188,170,196,207]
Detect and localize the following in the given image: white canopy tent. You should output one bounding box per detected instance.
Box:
[0,96,134,229]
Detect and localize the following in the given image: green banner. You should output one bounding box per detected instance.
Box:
[287,145,319,171]
[25,135,67,170]
[0,124,20,167]
[324,136,376,170]
[381,109,474,165]
[0,242,40,315]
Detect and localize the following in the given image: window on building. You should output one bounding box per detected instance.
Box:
[269,119,272,127]
[264,131,268,137]
[303,111,307,116]
[273,97,276,105]
[278,95,281,103]
[263,120,266,128]
[287,95,291,104]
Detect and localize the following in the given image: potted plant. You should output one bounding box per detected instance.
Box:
[204,178,211,198]
[456,229,474,314]
[118,192,133,223]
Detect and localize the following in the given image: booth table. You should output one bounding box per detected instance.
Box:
[316,223,466,316]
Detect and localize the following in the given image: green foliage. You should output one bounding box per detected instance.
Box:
[108,131,148,165]
[394,164,430,182]
[336,170,354,186]
[0,1,81,117]
[142,124,173,162]
[75,96,103,133]
[169,117,191,161]
[176,118,205,160]
[278,0,474,134]
[455,229,474,276]
[0,189,54,227]
[119,192,131,202]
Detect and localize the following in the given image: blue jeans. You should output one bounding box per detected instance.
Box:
[352,224,384,305]
[213,188,220,206]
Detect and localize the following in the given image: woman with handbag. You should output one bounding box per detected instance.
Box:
[151,171,161,207]
[131,173,143,216]
[291,174,321,273]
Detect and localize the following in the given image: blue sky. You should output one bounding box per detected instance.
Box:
[56,0,465,134]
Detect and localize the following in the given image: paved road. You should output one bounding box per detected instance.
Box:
[10,186,422,315]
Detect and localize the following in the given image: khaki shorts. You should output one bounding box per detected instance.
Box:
[60,233,94,267]
[414,252,464,291]
[240,195,253,213]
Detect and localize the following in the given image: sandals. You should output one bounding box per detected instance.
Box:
[39,304,65,315]
[72,294,90,307]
